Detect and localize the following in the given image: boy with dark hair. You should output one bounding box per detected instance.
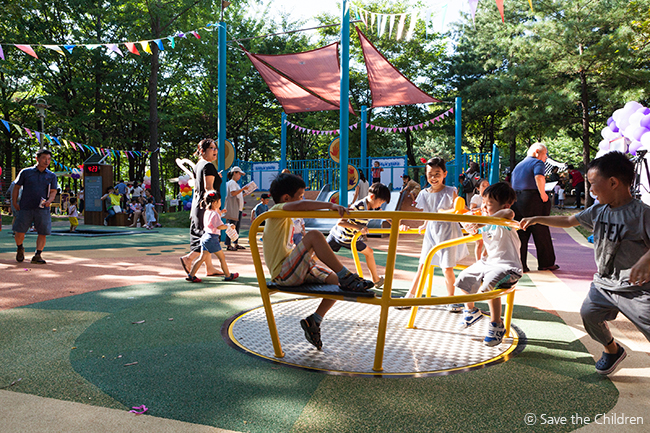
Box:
[455,182,522,346]
[327,182,391,287]
[521,151,650,375]
[265,173,374,350]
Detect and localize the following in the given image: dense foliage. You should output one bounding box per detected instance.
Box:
[1,0,648,201]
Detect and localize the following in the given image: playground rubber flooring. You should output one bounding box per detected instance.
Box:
[1,221,649,432]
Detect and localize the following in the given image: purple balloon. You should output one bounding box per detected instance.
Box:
[611,124,619,133]
[629,140,643,155]
[631,126,649,141]
[640,115,650,129]
[184,202,192,210]
[607,117,614,126]
[637,107,650,115]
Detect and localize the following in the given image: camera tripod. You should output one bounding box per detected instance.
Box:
[632,149,650,200]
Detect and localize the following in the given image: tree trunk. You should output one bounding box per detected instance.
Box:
[579,70,592,207]
[404,129,418,180]
[148,19,161,204]
[510,133,517,173]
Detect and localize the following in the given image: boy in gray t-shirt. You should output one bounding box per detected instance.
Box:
[521,151,650,376]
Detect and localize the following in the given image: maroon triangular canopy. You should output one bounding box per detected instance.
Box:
[356,27,442,108]
[246,43,355,115]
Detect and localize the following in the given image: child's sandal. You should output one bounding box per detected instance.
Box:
[224,272,239,281]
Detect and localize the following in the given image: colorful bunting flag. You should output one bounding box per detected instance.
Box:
[15,44,38,58]
[140,41,152,54]
[1,119,10,132]
[155,39,164,51]
[496,0,505,22]
[64,45,76,54]
[44,45,65,55]
[0,44,4,60]
[125,42,140,55]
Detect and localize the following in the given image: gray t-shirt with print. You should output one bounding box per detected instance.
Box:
[575,199,650,292]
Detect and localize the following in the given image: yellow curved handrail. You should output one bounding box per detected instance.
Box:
[248,209,519,371]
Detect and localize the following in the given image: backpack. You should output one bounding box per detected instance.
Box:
[462,174,477,192]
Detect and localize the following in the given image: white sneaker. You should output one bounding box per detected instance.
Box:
[459,308,483,327]
[103,220,108,226]
[447,303,464,313]
[484,321,505,346]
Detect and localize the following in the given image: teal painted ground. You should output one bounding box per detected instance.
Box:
[1,274,618,433]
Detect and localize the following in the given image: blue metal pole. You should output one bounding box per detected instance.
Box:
[218,21,227,203]
[455,97,462,187]
[360,105,367,180]
[281,112,287,172]
[339,0,350,207]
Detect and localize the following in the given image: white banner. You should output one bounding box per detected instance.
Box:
[251,162,279,191]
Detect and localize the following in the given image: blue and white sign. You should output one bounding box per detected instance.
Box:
[371,157,406,190]
[251,162,280,191]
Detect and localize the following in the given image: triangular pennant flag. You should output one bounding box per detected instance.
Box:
[176,32,186,38]
[425,8,433,36]
[406,12,418,41]
[378,15,386,38]
[495,0,505,22]
[64,45,76,54]
[528,0,534,11]
[419,123,423,128]
[469,0,479,23]
[69,141,76,150]
[106,44,123,57]
[371,13,376,29]
[44,134,53,144]
[154,39,164,51]
[409,126,414,131]
[125,42,140,55]
[167,36,175,48]
[389,15,395,38]
[26,128,33,138]
[13,123,23,135]
[44,45,65,55]
[191,31,201,39]
[53,136,61,145]
[393,128,398,132]
[396,14,407,40]
[0,44,4,60]
[439,4,448,33]
[1,119,10,132]
[449,108,454,114]
[140,41,152,54]
[86,44,100,50]
[15,44,38,59]
[35,131,41,143]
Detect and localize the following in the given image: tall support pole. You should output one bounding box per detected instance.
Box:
[339,0,350,207]
[280,112,287,172]
[360,105,367,179]
[218,21,227,202]
[455,97,462,187]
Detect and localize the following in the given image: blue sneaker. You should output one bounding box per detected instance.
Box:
[484,321,505,346]
[460,308,483,327]
[447,303,464,313]
[595,344,626,375]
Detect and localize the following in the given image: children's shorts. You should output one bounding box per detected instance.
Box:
[272,241,333,286]
[69,217,79,227]
[326,233,367,252]
[200,233,222,254]
[455,261,522,294]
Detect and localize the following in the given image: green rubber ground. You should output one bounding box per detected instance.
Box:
[1,276,617,433]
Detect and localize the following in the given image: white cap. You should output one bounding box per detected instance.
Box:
[230,166,245,175]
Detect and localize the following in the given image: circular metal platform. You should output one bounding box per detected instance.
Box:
[224,298,524,377]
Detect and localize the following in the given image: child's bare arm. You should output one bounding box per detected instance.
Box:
[491,209,514,220]
[520,215,579,230]
[283,200,347,216]
[630,250,650,286]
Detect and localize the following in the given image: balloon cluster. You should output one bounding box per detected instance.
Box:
[599,101,650,157]
[178,174,193,211]
[71,168,82,179]
[143,170,152,190]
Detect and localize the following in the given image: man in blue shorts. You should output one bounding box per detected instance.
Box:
[12,148,58,264]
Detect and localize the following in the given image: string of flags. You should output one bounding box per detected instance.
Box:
[1,119,152,165]
[284,108,454,136]
[0,22,217,61]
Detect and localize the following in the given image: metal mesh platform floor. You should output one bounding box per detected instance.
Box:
[224,298,523,376]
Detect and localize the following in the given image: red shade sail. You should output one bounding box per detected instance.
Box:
[246,43,355,115]
[356,27,441,108]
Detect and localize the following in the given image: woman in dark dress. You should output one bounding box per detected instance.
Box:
[180,139,223,276]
